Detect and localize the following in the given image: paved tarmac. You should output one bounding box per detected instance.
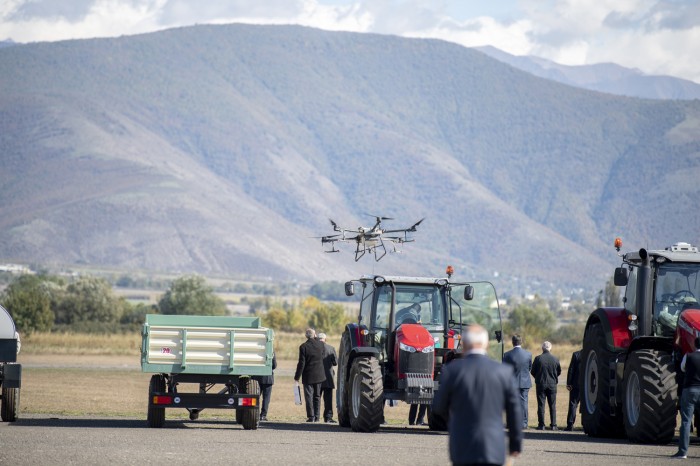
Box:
[1,415,698,465]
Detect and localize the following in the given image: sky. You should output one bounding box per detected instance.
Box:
[1,0,699,84]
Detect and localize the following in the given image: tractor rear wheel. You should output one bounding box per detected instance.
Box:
[1,386,19,422]
[348,357,384,432]
[240,377,260,430]
[147,374,166,428]
[336,332,352,427]
[622,349,677,443]
[581,323,624,437]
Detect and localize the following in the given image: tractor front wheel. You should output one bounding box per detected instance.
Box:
[580,323,623,437]
[348,357,384,433]
[622,349,677,443]
[336,332,352,427]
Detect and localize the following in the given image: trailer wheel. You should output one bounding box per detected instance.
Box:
[1,387,20,422]
[348,357,384,433]
[336,332,352,427]
[240,378,260,430]
[235,378,246,424]
[623,349,677,444]
[147,374,166,428]
[580,323,624,437]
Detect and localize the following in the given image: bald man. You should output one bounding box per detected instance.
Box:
[433,325,522,465]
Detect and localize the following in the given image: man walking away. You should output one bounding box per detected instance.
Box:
[433,325,522,465]
[253,351,276,421]
[503,334,532,429]
[294,328,326,422]
[531,341,561,430]
[672,336,700,459]
[565,349,581,431]
[318,332,338,423]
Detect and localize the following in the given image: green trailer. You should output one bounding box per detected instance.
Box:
[141,314,274,430]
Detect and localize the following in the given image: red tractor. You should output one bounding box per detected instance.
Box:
[336,274,503,432]
[581,239,700,443]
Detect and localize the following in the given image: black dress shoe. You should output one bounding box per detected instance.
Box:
[550,426,559,431]
[564,425,573,431]
[536,425,545,430]
[259,415,267,421]
[306,417,315,422]
[325,419,337,423]
[416,420,426,425]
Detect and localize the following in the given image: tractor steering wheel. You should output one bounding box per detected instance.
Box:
[672,290,697,303]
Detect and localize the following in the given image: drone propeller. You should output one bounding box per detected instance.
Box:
[329,218,341,232]
[365,213,394,221]
[407,217,425,232]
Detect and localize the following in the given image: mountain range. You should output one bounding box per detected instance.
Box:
[476,45,700,101]
[1,24,699,294]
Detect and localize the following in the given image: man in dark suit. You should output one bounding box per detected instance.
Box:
[294,328,326,422]
[502,334,532,429]
[565,349,581,431]
[253,351,277,421]
[531,341,562,430]
[433,325,522,465]
[317,332,338,423]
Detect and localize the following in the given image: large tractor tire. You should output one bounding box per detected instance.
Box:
[240,377,260,430]
[336,332,352,427]
[147,374,166,428]
[580,323,624,437]
[1,386,20,422]
[622,349,677,444]
[348,357,384,433]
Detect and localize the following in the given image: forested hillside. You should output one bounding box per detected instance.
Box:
[1,24,699,292]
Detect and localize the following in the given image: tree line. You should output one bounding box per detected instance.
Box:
[0,273,351,335]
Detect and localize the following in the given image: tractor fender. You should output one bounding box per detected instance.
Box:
[585,307,633,352]
[339,323,379,379]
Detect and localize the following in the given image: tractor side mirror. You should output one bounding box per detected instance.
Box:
[464,285,474,301]
[614,267,628,286]
[345,281,355,297]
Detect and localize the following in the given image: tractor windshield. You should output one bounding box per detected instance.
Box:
[374,284,446,332]
[653,263,700,337]
[449,282,503,361]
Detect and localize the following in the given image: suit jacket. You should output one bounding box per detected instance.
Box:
[566,350,581,388]
[503,346,533,389]
[294,338,326,385]
[432,353,523,465]
[321,342,338,389]
[531,351,561,387]
[253,352,277,385]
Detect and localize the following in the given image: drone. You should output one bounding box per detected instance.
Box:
[317,215,424,261]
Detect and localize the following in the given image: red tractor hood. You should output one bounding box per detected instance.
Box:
[676,308,700,353]
[396,324,435,351]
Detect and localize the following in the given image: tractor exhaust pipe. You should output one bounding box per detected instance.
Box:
[636,248,652,336]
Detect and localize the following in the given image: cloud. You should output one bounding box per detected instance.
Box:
[0,0,698,83]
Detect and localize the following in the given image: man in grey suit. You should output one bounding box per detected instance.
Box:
[433,325,522,466]
[502,334,532,429]
[317,332,338,423]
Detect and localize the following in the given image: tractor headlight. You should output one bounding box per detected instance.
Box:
[399,342,417,353]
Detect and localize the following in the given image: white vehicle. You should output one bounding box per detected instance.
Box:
[0,304,21,422]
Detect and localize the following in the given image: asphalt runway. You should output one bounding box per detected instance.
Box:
[1,415,698,465]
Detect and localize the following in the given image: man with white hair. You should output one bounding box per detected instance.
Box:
[531,341,561,430]
[294,328,326,422]
[317,332,338,423]
[432,325,522,465]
